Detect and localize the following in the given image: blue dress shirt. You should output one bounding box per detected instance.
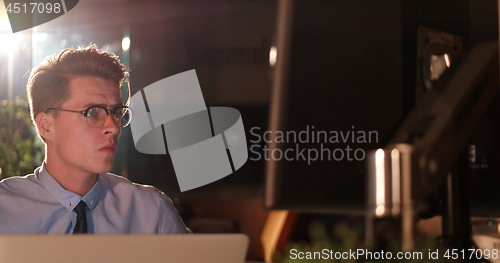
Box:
[0,163,190,234]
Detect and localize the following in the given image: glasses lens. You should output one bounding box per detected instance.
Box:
[86,106,107,128]
[113,107,132,128]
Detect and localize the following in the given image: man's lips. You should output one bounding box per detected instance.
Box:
[99,144,117,153]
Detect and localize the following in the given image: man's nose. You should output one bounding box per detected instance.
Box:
[102,113,120,135]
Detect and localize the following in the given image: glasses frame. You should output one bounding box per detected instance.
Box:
[45,105,132,128]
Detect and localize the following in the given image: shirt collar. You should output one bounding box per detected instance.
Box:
[82,176,101,210]
[36,162,102,211]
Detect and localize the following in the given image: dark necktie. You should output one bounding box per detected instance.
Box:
[73,200,88,234]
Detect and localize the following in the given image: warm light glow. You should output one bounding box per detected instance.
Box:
[0,33,20,51]
[33,32,48,42]
[444,53,450,68]
[0,0,11,32]
[375,148,385,210]
[430,53,451,81]
[261,210,289,262]
[122,37,130,51]
[391,148,400,215]
[376,205,385,216]
[269,46,277,66]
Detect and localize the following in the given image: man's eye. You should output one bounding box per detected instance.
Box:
[87,107,99,118]
[114,108,125,117]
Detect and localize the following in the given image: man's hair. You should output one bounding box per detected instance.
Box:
[27,44,129,141]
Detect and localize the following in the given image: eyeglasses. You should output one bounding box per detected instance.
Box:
[45,105,133,128]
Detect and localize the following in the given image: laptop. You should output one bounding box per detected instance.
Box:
[0,234,248,263]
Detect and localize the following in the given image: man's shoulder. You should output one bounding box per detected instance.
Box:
[99,173,164,197]
[0,174,40,194]
[99,173,188,234]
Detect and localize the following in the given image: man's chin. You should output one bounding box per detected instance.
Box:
[92,162,114,175]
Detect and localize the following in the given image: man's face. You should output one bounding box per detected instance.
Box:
[49,76,122,175]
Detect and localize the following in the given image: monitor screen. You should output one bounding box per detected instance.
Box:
[264,0,500,216]
[263,0,404,213]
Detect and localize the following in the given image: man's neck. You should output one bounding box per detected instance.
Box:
[44,159,98,197]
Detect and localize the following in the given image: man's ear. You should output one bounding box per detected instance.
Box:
[36,112,54,142]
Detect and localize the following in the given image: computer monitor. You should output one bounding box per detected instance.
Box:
[264,0,404,214]
[264,0,500,217]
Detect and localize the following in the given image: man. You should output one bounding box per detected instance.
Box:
[0,44,190,234]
